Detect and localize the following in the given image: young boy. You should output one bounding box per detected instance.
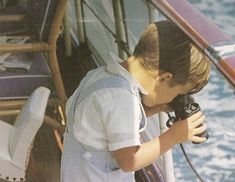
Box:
[61,20,210,181]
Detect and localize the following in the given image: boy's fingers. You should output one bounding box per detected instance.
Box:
[190,111,203,122]
[193,124,207,135]
[192,136,207,143]
[191,115,206,127]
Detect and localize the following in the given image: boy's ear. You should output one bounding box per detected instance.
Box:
[158,72,173,83]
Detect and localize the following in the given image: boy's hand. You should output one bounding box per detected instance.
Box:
[169,111,207,144]
[143,104,173,117]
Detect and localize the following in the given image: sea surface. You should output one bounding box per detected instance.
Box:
[173,1,235,182]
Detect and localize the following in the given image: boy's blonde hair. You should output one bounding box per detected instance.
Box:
[133,20,210,93]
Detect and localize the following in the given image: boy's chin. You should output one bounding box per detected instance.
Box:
[141,100,158,108]
[141,96,164,107]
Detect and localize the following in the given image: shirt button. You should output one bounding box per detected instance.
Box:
[133,89,139,96]
[83,152,92,159]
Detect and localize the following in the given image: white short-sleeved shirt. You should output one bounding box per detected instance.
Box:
[66,52,148,151]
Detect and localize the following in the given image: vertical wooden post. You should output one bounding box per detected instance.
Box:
[48,0,68,109]
[147,1,159,23]
[74,0,86,43]
[112,0,128,59]
[147,2,176,182]
[159,113,176,182]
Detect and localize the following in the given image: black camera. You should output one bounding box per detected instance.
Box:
[168,94,209,144]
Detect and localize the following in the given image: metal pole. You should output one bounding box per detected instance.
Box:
[112,0,128,60]
[159,112,175,182]
[75,0,86,43]
[147,1,159,23]
[147,2,176,182]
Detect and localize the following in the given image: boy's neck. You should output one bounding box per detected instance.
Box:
[121,56,157,93]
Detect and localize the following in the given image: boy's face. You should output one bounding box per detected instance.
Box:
[141,78,192,107]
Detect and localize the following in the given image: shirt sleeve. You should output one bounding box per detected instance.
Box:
[96,88,142,151]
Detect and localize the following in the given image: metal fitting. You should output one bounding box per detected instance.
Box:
[205,40,235,62]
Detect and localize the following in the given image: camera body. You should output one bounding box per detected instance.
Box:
[169,94,209,144]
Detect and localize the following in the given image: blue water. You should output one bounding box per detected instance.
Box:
[173,1,235,182]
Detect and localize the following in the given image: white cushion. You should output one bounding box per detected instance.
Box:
[0,87,50,181]
[9,87,50,168]
[0,121,25,181]
[0,120,13,161]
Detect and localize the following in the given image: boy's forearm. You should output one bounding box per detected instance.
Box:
[113,128,178,172]
[132,128,177,171]
[116,111,206,172]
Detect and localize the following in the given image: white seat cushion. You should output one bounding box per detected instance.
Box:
[9,87,50,168]
[0,87,50,181]
[0,120,14,161]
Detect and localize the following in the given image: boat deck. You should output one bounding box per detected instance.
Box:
[26,123,61,182]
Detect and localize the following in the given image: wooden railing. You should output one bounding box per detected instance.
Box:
[150,0,235,87]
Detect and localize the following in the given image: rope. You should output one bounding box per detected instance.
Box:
[167,113,205,182]
[82,0,132,56]
[179,144,205,182]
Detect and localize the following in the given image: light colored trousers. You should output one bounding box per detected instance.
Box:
[61,132,135,182]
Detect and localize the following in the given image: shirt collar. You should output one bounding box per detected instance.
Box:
[106,52,148,95]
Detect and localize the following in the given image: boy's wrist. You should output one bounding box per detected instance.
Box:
[157,127,179,153]
[166,126,182,145]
